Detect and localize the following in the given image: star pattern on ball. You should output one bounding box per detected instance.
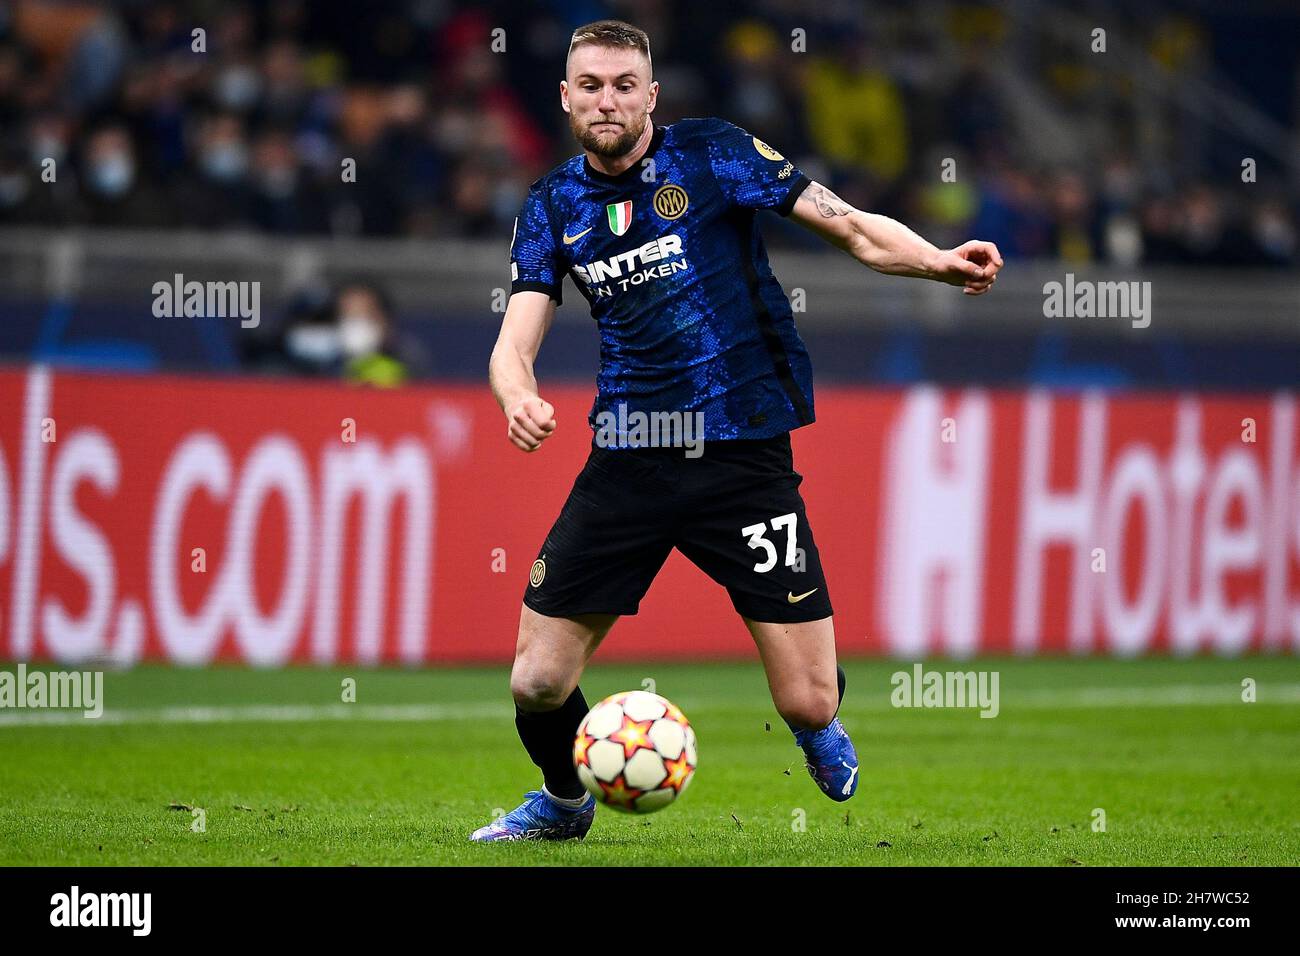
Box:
[598,776,643,809]
[610,715,656,759]
[662,701,688,725]
[660,751,693,793]
[573,729,596,765]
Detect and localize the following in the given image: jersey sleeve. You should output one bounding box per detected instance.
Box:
[705,120,810,217]
[509,183,564,305]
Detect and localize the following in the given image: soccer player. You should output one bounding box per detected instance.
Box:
[473,20,1002,841]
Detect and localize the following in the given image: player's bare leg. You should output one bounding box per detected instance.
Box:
[744,615,840,728]
[470,606,617,841]
[510,605,616,711]
[744,615,859,801]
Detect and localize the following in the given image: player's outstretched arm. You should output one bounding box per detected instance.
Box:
[489,290,559,452]
[789,181,1003,295]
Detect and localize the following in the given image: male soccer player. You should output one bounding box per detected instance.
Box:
[473,20,1001,841]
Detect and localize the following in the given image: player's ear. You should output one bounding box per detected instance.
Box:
[646,80,659,113]
[559,79,569,112]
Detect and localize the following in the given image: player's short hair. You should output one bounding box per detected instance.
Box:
[567,19,652,77]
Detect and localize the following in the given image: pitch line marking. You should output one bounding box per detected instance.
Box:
[0,701,510,727]
[0,684,1298,728]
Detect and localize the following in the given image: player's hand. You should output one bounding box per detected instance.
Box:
[506,396,556,452]
[933,240,1004,295]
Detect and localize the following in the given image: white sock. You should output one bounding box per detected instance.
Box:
[543,785,588,809]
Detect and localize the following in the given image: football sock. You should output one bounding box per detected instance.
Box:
[542,785,589,809]
[786,665,847,734]
[516,685,589,800]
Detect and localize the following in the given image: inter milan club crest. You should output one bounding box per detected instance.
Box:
[653,184,688,220]
[606,200,632,236]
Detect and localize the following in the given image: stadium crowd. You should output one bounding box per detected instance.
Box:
[0,0,1295,266]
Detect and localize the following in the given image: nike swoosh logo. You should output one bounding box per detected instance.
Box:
[787,589,819,604]
[563,226,592,244]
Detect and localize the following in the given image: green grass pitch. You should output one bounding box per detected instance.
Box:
[0,657,1297,866]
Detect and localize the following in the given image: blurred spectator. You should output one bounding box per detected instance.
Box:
[1139,195,1184,264]
[1178,184,1255,266]
[1046,171,1099,264]
[245,279,423,387]
[0,143,37,221]
[1249,199,1296,266]
[802,30,909,190]
[971,166,1052,260]
[333,280,423,387]
[177,111,255,229]
[0,0,1287,269]
[248,126,328,233]
[78,122,173,227]
[719,21,802,152]
[0,37,37,127]
[62,8,129,112]
[240,282,334,376]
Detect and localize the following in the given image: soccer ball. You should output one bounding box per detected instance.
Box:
[573,690,697,813]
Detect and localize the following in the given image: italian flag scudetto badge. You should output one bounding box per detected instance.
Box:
[606,200,632,236]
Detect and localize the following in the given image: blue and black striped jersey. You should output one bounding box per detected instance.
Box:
[509,117,815,441]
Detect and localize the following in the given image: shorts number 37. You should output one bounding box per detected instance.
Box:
[741,512,798,572]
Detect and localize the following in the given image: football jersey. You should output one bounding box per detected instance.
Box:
[509,117,815,442]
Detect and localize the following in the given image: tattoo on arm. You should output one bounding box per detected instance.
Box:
[806,183,852,218]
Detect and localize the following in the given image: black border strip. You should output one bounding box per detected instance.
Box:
[776,173,811,217]
[509,280,562,305]
[732,208,813,425]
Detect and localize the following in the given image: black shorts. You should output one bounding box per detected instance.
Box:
[523,433,833,623]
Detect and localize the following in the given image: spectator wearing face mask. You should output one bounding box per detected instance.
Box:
[0,142,59,225]
[77,123,173,227]
[248,126,328,233]
[333,281,422,388]
[249,284,340,377]
[253,280,421,386]
[176,111,256,229]
[9,111,80,225]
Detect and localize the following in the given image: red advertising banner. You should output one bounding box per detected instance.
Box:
[0,366,1295,664]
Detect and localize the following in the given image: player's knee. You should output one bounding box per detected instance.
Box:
[778,690,838,731]
[510,669,573,711]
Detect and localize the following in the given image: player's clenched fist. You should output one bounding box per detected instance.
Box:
[933,240,1004,295]
[506,396,557,452]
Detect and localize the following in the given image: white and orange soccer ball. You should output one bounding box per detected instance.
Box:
[573,691,697,813]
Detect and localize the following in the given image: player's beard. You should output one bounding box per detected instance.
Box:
[571,110,646,158]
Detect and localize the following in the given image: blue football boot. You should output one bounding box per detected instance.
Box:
[793,717,859,801]
[469,789,596,842]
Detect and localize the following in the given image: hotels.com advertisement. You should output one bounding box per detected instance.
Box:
[0,366,1296,665]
